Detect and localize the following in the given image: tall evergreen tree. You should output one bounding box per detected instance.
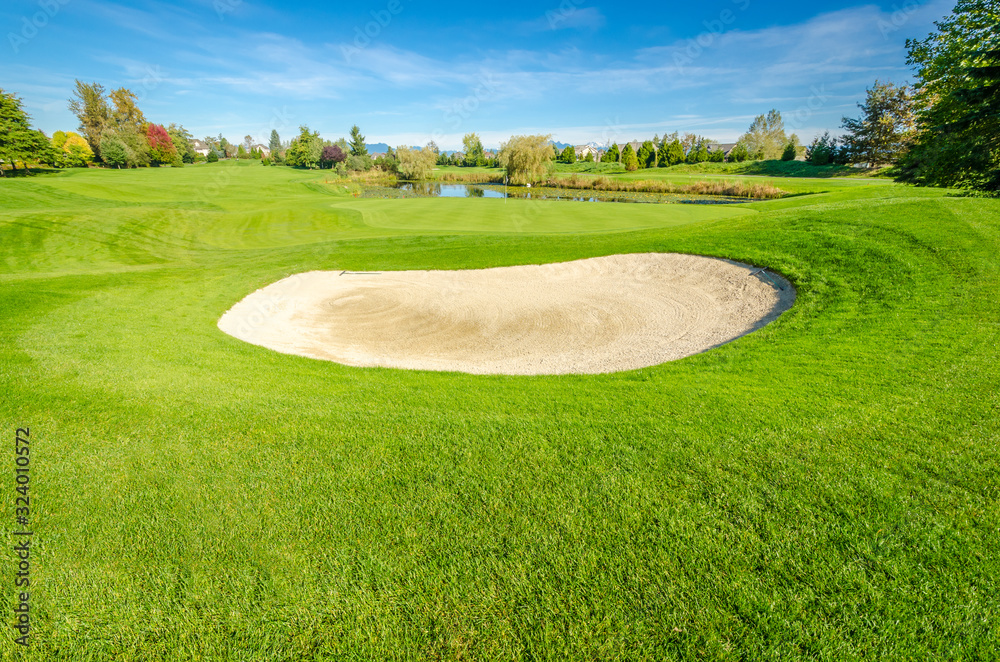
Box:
[655,141,671,167]
[349,125,368,157]
[621,143,639,171]
[268,129,281,155]
[729,142,750,163]
[637,141,656,168]
[840,81,915,166]
[898,0,1000,192]
[602,143,620,164]
[0,89,50,174]
[687,141,710,164]
[665,139,686,166]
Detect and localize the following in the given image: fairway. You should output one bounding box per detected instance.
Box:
[2,163,998,659]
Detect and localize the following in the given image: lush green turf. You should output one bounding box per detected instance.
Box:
[551,159,867,180]
[2,162,998,660]
[433,162,893,196]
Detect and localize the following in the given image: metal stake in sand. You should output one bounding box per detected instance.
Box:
[751,268,784,291]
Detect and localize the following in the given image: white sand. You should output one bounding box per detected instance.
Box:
[218,253,795,375]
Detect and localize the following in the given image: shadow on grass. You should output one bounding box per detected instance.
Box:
[0,166,63,177]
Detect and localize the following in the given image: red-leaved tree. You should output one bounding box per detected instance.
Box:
[146,123,179,165]
[320,145,346,169]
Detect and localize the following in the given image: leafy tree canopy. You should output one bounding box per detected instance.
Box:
[739,110,788,160]
[898,0,1000,192]
[462,133,486,167]
[286,125,324,168]
[68,80,110,159]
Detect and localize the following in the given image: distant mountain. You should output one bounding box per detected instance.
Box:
[367,143,391,154]
[552,140,608,150]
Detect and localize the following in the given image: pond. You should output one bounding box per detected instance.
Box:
[358,182,751,205]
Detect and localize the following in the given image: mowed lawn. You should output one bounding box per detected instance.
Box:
[1,162,998,660]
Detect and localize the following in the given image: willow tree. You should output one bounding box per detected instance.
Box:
[397,145,437,180]
[499,134,555,184]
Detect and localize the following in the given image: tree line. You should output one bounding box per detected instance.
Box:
[805,0,997,192]
[1,1,994,191]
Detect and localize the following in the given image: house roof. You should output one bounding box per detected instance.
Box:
[707,143,738,153]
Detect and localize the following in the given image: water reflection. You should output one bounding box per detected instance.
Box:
[396,182,505,199]
[364,182,747,205]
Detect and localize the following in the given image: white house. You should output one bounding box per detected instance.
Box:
[191,139,211,157]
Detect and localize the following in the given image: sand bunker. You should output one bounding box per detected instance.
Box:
[219,253,794,375]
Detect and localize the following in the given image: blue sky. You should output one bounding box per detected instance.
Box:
[2,0,955,149]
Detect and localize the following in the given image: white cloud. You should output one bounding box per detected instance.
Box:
[521,6,606,33]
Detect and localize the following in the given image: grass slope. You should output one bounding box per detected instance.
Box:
[1,163,997,660]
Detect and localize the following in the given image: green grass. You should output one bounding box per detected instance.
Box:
[2,162,998,660]
[433,161,893,196]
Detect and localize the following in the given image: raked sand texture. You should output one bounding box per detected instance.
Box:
[218,253,796,375]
